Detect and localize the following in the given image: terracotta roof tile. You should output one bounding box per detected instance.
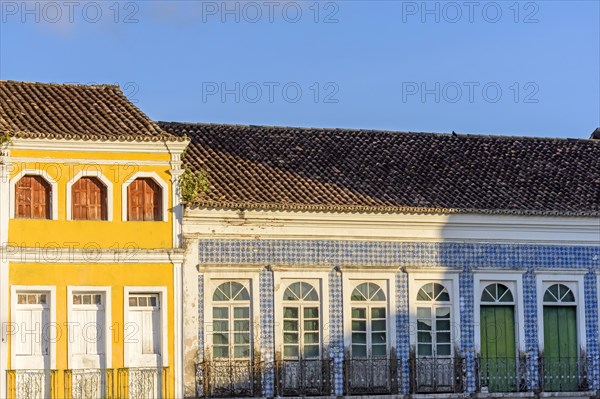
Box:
[159,122,600,216]
[0,81,183,142]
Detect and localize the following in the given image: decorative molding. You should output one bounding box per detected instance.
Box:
[403,266,462,274]
[121,171,169,222]
[472,267,528,274]
[10,157,170,167]
[184,209,600,245]
[65,169,114,221]
[533,268,590,275]
[12,138,189,154]
[339,265,401,272]
[5,246,184,263]
[197,263,265,272]
[9,169,59,220]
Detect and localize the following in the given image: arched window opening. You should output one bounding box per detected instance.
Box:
[282,282,320,359]
[350,282,387,358]
[15,175,51,219]
[72,177,107,221]
[128,178,162,221]
[416,283,452,358]
[212,282,251,359]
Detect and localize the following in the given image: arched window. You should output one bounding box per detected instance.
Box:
[542,283,578,391]
[543,283,575,304]
[72,177,107,221]
[416,283,452,358]
[282,282,320,359]
[15,175,51,219]
[127,178,162,221]
[212,282,251,359]
[481,283,514,303]
[351,282,387,358]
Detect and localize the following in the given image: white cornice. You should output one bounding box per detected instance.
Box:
[183,208,600,245]
[11,138,189,154]
[3,247,184,264]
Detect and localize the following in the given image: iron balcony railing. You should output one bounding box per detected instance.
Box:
[409,356,465,394]
[344,358,398,395]
[196,360,262,397]
[275,358,332,396]
[7,367,168,399]
[539,357,590,392]
[475,356,528,393]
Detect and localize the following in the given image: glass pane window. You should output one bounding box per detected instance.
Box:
[17,293,47,305]
[211,281,252,360]
[417,305,452,358]
[481,283,514,303]
[543,283,576,304]
[350,282,387,359]
[416,282,453,358]
[129,294,159,308]
[282,281,321,359]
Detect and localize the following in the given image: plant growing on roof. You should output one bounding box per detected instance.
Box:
[0,132,11,149]
[179,167,209,204]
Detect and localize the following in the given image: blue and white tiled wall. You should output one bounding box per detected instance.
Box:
[197,239,600,395]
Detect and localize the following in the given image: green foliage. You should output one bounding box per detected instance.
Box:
[0,132,11,149]
[179,168,209,204]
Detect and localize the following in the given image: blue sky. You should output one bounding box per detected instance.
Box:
[1,0,598,138]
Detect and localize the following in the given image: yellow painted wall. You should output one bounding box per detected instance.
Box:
[8,150,174,249]
[8,262,175,397]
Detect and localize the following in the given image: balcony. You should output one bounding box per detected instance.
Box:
[7,367,169,399]
[195,360,262,397]
[409,356,465,393]
[538,357,590,393]
[476,356,528,393]
[344,358,398,395]
[275,359,332,396]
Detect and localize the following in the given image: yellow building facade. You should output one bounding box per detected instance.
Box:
[0,81,188,398]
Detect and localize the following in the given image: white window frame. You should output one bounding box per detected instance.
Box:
[535,271,587,353]
[10,285,57,370]
[342,270,397,358]
[10,170,59,220]
[66,170,114,221]
[407,268,461,354]
[121,172,169,222]
[66,286,112,369]
[473,270,526,353]
[203,270,261,361]
[123,286,168,367]
[273,270,330,360]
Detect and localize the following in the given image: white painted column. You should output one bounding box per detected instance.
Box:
[174,261,184,398]
[182,237,199,398]
[0,148,12,398]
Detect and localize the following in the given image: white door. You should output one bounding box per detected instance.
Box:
[14,292,51,399]
[70,292,105,399]
[126,293,162,399]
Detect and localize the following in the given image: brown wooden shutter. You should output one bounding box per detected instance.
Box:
[72,177,107,221]
[128,178,162,221]
[15,175,50,219]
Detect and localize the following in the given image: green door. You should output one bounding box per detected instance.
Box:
[543,306,578,391]
[480,306,517,392]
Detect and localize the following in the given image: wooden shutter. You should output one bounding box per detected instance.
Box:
[15,175,50,219]
[72,177,107,220]
[128,178,162,221]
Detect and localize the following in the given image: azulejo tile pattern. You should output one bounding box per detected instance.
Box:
[328,268,344,395]
[459,270,476,392]
[197,239,600,395]
[395,271,410,393]
[259,268,275,397]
